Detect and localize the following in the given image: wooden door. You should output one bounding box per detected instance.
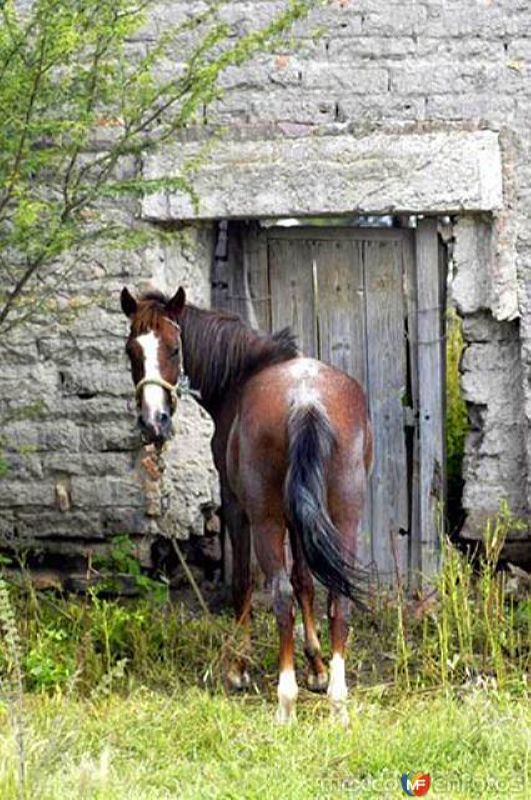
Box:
[213,221,445,587]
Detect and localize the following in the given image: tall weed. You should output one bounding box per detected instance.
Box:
[1,507,528,699]
[394,503,529,693]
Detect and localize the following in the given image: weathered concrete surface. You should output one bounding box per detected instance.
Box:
[142,130,503,220]
[452,218,528,541]
[459,316,527,529]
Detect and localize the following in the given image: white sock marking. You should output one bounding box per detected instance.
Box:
[328,653,347,705]
[277,668,298,723]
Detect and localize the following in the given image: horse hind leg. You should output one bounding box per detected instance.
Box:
[326,512,362,726]
[289,526,328,693]
[253,516,298,723]
[273,570,298,723]
[223,486,252,691]
[328,591,351,727]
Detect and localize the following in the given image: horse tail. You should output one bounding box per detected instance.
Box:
[284,403,366,605]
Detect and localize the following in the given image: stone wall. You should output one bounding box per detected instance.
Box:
[1,0,529,575]
[0,222,219,574]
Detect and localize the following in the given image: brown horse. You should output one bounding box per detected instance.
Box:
[121,286,372,724]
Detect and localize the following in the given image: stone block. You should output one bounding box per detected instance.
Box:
[3,453,44,481]
[208,87,340,126]
[339,3,427,37]
[3,421,81,453]
[461,340,521,376]
[452,217,493,316]
[76,422,137,454]
[0,482,54,508]
[327,34,416,61]
[390,64,484,96]
[70,476,144,509]
[57,365,131,398]
[14,511,104,540]
[101,507,157,537]
[0,513,16,541]
[142,129,503,220]
[463,482,526,518]
[462,313,518,343]
[42,452,134,478]
[302,64,389,93]
[426,92,516,125]
[337,94,427,126]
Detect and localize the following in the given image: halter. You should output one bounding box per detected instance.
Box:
[135,376,179,415]
[133,317,200,414]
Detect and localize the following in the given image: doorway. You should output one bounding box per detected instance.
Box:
[213,219,446,586]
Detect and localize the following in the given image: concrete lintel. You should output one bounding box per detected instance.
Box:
[141,129,503,221]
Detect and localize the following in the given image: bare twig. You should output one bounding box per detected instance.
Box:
[170,538,211,618]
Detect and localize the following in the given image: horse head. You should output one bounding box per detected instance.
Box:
[120,286,186,444]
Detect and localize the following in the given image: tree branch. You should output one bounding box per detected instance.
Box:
[0,25,48,218]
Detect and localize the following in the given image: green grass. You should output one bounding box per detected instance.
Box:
[0,686,528,799]
[1,511,529,799]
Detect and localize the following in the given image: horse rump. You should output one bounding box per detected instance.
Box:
[284,402,367,606]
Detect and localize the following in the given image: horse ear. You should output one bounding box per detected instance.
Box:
[167,287,186,319]
[121,287,137,318]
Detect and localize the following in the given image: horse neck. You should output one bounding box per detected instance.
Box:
[180,305,299,414]
[180,304,266,413]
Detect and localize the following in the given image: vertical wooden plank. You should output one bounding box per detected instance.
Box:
[364,239,409,580]
[439,237,449,529]
[215,222,270,330]
[314,238,366,385]
[268,236,316,356]
[217,221,247,319]
[244,223,271,332]
[212,220,231,312]
[314,237,372,567]
[416,218,444,581]
[404,230,421,588]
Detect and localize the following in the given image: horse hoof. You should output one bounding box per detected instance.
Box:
[307,671,328,693]
[330,702,349,728]
[276,705,297,725]
[227,669,251,692]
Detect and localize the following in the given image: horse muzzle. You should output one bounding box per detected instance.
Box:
[137,410,173,444]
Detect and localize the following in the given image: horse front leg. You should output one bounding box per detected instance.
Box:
[222,485,252,691]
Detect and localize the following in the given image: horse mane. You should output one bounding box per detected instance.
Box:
[130,290,171,335]
[180,303,299,406]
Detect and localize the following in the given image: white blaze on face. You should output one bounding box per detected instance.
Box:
[136,331,166,422]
